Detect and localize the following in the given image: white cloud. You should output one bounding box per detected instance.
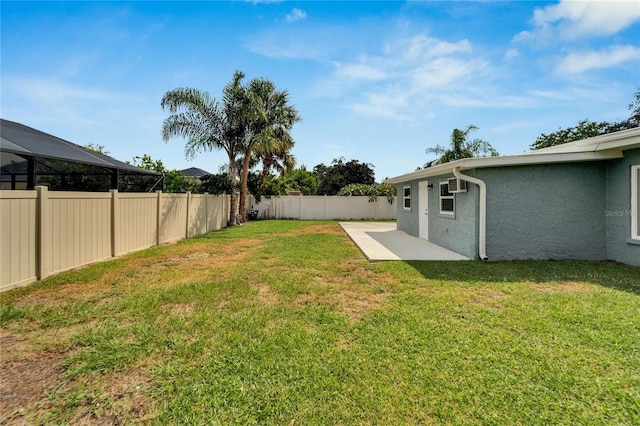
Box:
[2,75,140,130]
[286,8,307,23]
[324,34,488,120]
[387,35,472,60]
[523,0,640,40]
[504,48,519,61]
[6,76,122,104]
[409,57,487,91]
[555,45,640,74]
[333,61,389,81]
[245,0,282,4]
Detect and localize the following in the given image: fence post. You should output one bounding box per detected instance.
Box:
[110,189,119,257]
[156,190,162,245]
[204,193,209,233]
[186,191,192,238]
[324,195,327,220]
[36,186,50,281]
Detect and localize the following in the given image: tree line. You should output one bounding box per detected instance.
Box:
[128,155,393,203]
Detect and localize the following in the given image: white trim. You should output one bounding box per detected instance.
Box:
[402,185,411,211]
[385,127,640,186]
[439,181,455,216]
[632,165,640,240]
[386,151,625,185]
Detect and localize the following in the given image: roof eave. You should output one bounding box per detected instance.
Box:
[385,150,623,185]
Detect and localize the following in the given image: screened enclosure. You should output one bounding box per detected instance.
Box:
[1,119,162,192]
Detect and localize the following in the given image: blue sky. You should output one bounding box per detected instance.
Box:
[2,1,639,181]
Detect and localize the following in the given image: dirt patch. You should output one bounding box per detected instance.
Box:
[286,223,344,236]
[0,330,29,360]
[14,279,113,309]
[70,368,156,425]
[294,278,389,322]
[0,345,65,424]
[469,290,507,310]
[338,288,387,322]
[530,281,595,294]
[255,284,279,305]
[114,239,265,291]
[164,303,196,316]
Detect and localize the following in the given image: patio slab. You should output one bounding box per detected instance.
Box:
[339,222,470,261]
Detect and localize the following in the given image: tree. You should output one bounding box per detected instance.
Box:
[281,166,319,195]
[530,119,610,150]
[130,154,200,193]
[256,146,296,188]
[246,170,287,202]
[237,77,301,220]
[314,158,375,195]
[200,173,233,195]
[84,143,109,155]
[530,88,640,150]
[161,73,248,225]
[423,125,498,167]
[338,182,397,204]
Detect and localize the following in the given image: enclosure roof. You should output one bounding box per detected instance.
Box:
[386,127,640,185]
[0,119,160,175]
[180,167,211,177]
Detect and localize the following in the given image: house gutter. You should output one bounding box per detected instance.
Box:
[453,167,488,261]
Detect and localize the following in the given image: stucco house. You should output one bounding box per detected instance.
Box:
[386,128,640,267]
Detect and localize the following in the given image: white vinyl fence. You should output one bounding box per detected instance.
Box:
[249,195,397,221]
[0,187,230,292]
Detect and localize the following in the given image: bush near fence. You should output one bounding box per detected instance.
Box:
[0,187,230,292]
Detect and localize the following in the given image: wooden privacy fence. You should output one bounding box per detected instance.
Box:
[0,187,230,292]
[250,195,397,220]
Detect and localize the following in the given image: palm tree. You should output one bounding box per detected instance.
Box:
[161,72,248,226]
[424,125,498,167]
[237,78,301,219]
[254,133,297,187]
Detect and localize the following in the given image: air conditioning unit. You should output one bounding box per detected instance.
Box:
[448,177,467,193]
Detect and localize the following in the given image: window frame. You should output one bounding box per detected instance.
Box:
[632,165,639,240]
[403,185,411,211]
[439,181,455,216]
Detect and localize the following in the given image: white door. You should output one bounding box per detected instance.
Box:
[418,180,429,240]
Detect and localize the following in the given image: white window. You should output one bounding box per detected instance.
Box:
[632,165,640,240]
[403,186,411,210]
[439,181,454,216]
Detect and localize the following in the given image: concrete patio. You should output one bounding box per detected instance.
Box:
[339,222,470,261]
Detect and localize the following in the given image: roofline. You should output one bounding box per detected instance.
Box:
[385,150,623,184]
[386,127,639,185]
[530,126,640,154]
[1,119,161,176]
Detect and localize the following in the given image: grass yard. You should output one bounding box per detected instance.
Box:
[1,220,639,425]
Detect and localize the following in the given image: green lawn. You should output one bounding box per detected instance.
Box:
[1,220,639,425]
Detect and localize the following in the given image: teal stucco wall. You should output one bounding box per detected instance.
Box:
[605,148,640,267]
[394,155,639,266]
[477,162,607,261]
[395,175,479,259]
[395,181,419,238]
[426,174,478,258]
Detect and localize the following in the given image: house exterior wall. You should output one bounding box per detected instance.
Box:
[476,163,607,261]
[605,148,640,267]
[394,176,479,259]
[396,181,419,237]
[394,162,610,262]
[427,174,479,258]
